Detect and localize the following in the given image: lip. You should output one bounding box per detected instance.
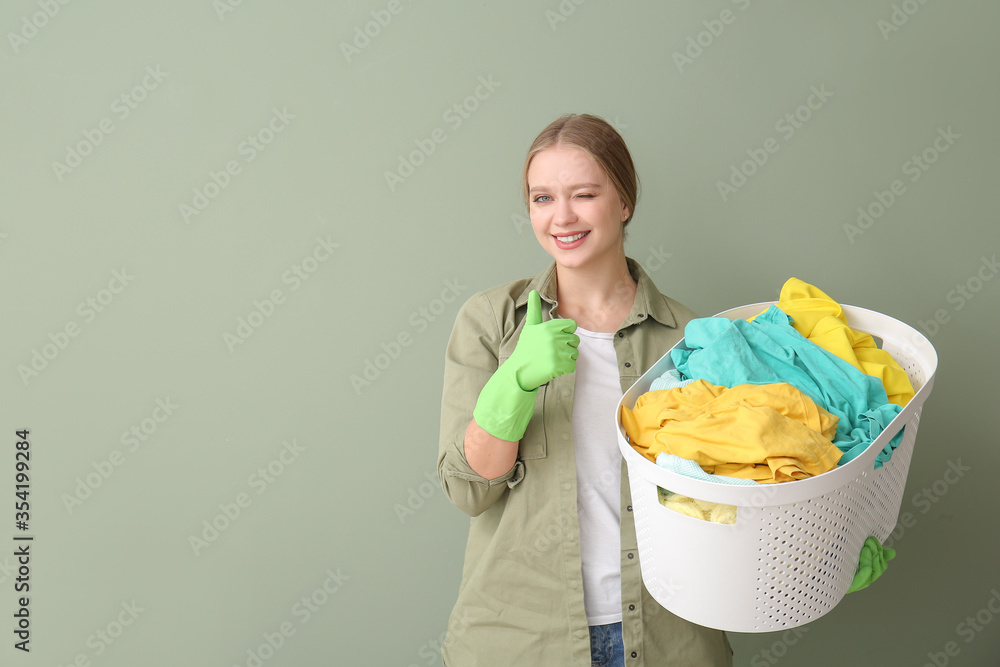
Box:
[553,230,590,249]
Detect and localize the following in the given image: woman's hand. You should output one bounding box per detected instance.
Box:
[508,290,580,391]
[472,290,579,442]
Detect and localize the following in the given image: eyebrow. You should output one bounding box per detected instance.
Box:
[528,183,603,194]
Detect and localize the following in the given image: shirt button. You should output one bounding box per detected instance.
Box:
[638,313,645,318]
[631,651,638,658]
[626,505,632,512]
[627,552,635,560]
[628,603,636,611]
[624,362,631,368]
[617,331,624,338]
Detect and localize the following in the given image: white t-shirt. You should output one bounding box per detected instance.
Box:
[571,325,624,626]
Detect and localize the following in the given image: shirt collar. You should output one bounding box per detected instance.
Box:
[515,257,679,329]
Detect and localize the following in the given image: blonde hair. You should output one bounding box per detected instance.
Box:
[522,114,639,228]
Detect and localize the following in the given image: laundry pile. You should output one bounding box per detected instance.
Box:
[620,278,915,524]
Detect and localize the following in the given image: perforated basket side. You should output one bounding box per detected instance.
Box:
[750,408,921,630]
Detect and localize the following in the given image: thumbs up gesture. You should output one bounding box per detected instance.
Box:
[509,290,580,391]
[473,290,579,441]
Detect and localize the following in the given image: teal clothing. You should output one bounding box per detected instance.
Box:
[670,306,903,465]
[856,404,905,469]
[655,453,760,486]
[649,369,695,392]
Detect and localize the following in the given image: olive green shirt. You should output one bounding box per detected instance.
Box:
[438,258,733,666]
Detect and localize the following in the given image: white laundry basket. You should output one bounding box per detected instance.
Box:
[616,302,938,633]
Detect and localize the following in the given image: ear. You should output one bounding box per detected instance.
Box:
[621,203,630,222]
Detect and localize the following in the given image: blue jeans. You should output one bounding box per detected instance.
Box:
[589,622,625,667]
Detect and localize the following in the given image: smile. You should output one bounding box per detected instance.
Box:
[554,231,590,243]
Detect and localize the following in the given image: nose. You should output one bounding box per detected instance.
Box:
[553,196,577,226]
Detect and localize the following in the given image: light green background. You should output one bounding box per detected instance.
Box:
[2,1,998,665]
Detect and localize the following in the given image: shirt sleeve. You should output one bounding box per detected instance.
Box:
[437,291,524,517]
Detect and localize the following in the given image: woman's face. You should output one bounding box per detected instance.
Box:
[526,145,629,271]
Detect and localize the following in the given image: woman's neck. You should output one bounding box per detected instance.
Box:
[554,251,637,332]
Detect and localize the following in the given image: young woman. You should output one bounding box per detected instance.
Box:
[437,114,733,667]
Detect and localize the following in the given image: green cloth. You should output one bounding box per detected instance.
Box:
[472,290,579,441]
[847,536,896,593]
[438,258,734,667]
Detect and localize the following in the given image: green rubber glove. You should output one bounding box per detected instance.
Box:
[847,536,896,593]
[473,290,579,441]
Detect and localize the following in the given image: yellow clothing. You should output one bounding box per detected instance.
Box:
[658,488,738,525]
[621,379,842,484]
[762,278,915,406]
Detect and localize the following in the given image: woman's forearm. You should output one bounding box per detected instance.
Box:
[464,417,520,480]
